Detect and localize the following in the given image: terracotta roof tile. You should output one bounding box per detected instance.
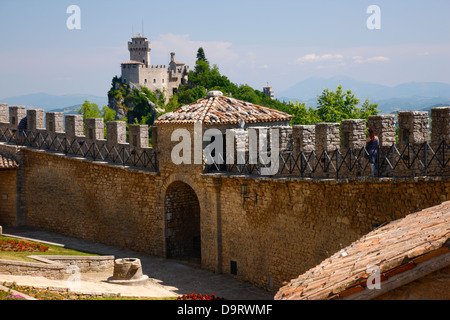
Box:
[0,153,19,169]
[154,91,292,126]
[275,200,450,300]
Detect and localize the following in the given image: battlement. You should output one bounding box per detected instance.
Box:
[2,103,450,177]
[2,104,448,155]
[222,109,444,154]
[206,107,450,178]
[150,65,166,69]
[0,104,157,170]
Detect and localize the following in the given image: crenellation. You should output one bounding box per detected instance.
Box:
[106,121,127,147]
[0,103,8,123]
[9,106,26,126]
[398,111,429,146]
[368,114,396,147]
[225,128,247,164]
[340,119,366,150]
[271,126,293,151]
[26,109,45,131]
[292,125,315,153]
[431,107,450,148]
[85,118,105,141]
[129,124,149,148]
[46,112,64,133]
[65,114,84,138]
[1,104,450,175]
[315,122,340,152]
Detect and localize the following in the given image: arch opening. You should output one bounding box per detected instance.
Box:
[164,181,201,264]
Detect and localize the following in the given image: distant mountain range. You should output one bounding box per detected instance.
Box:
[0,92,108,112]
[276,76,450,114]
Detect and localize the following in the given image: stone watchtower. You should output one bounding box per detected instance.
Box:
[120,34,189,99]
[128,34,151,67]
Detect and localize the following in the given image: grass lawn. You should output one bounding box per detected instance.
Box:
[0,235,98,262]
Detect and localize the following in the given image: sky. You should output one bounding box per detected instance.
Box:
[0,0,449,100]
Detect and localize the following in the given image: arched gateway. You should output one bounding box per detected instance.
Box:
[164,181,201,264]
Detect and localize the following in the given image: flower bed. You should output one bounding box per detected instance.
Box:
[0,238,49,252]
[177,293,225,300]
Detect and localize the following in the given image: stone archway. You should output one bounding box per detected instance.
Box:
[164,181,201,264]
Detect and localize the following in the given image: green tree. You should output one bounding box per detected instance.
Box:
[101,106,116,122]
[77,100,101,119]
[286,101,320,125]
[196,47,208,64]
[316,85,379,123]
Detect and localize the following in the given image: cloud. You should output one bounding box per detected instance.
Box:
[296,53,344,64]
[352,55,390,64]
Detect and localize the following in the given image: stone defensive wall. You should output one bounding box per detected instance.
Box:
[0,104,157,170]
[1,104,450,293]
[219,107,450,178]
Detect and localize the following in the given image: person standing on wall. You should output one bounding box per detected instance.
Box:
[17,116,27,145]
[366,128,379,176]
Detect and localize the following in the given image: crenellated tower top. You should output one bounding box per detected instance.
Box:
[128,34,151,66]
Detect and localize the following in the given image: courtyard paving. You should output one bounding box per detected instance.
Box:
[0,226,273,300]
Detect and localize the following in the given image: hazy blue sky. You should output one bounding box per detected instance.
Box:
[0,0,449,99]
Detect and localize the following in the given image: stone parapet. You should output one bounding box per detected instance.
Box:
[0,105,156,170]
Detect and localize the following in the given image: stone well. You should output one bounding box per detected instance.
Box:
[107,258,149,286]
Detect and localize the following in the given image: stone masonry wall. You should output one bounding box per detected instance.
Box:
[0,170,17,226]
[211,174,450,292]
[19,148,164,257]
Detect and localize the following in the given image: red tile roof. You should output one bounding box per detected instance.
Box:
[0,153,19,169]
[154,91,292,126]
[275,201,450,300]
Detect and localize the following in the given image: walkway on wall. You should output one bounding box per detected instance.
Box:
[1,226,273,300]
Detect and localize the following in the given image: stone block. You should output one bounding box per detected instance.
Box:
[398,111,429,146]
[85,118,105,141]
[315,123,340,152]
[272,126,293,151]
[129,124,149,148]
[26,109,45,131]
[340,119,366,150]
[46,112,64,133]
[293,125,315,153]
[431,107,450,148]
[65,115,84,138]
[106,121,127,146]
[368,115,396,147]
[0,103,8,123]
[226,128,247,164]
[9,106,26,126]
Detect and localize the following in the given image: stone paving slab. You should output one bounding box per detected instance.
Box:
[1,227,273,300]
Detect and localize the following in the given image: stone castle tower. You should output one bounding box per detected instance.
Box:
[120,34,189,98]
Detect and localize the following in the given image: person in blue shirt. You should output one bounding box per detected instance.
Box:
[18,116,27,145]
[366,128,379,176]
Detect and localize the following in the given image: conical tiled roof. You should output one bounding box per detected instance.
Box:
[154,91,292,125]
